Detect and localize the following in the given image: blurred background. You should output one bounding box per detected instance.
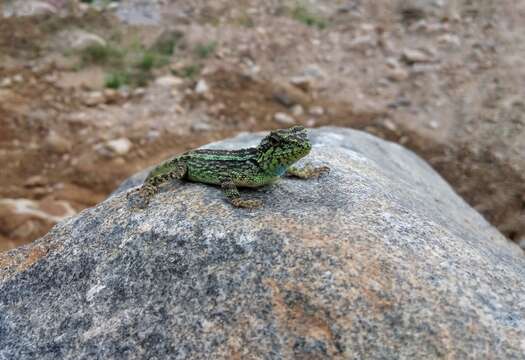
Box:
[0,0,524,252]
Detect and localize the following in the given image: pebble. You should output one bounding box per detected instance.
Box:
[349,35,376,50]
[309,106,324,116]
[24,175,47,188]
[46,131,72,154]
[429,121,440,129]
[191,121,213,132]
[155,76,184,88]
[305,118,316,127]
[83,92,105,107]
[0,78,12,87]
[291,105,304,117]
[105,138,132,156]
[438,34,461,47]
[273,112,296,125]
[289,76,312,92]
[195,79,209,94]
[103,89,119,103]
[386,66,409,81]
[383,119,398,132]
[402,48,433,64]
[7,1,57,17]
[146,130,161,142]
[70,32,107,51]
[302,64,326,79]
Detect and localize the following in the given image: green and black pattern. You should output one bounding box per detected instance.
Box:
[128,126,329,208]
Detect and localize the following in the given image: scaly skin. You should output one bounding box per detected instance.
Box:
[127,126,329,208]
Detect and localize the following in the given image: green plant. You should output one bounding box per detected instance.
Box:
[173,64,201,79]
[105,71,129,89]
[80,44,124,66]
[80,37,173,89]
[292,3,327,30]
[194,41,217,59]
[137,52,155,71]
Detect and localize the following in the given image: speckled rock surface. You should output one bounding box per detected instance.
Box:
[1,127,524,359]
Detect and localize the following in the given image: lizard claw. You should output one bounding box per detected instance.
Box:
[314,165,330,178]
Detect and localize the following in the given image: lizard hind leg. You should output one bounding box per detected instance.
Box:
[221,179,262,209]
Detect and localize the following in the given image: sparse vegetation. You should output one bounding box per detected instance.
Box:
[78,41,173,89]
[194,41,217,59]
[152,32,183,55]
[292,2,327,30]
[137,52,155,71]
[80,44,124,66]
[172,64,201,80]
[105,71,129,89]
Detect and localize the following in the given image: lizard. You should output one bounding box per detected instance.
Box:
[127,126,329,209]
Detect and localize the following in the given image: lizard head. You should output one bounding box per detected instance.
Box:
[257,126,312,171]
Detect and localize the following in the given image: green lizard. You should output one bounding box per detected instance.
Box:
[127,126,329,208]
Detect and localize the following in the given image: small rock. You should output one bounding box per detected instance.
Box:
[132,88,146,97]
[155,76,184,87]
[0,197,75,245]
[191,120,213,132]
[291,104,304,117]
[107,2,119,11]
[383,119,398,132]
[103,89,119,103]
[386,66,409,81]
[7,1,57,17]
[195,79,209,94]
[289,76,312,93]
[302,64,326,79]
[349,35,376,50]
[46,131,73,154]
[83,91,105,107]
[309,106,324,116]
[438,34,461,47]
[70,31,106,51]
[402,48,433,64]
[0,78,12,87]
[273,112,296,125]
[146,130,161,142]
[12,75,23,83]
[305,118,316,127]
[24,175,47,188]
[429,120,439,129]
[105,138,133,156]
[272,81,311,107]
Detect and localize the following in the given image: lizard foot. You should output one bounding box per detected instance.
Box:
[126,188,150,209]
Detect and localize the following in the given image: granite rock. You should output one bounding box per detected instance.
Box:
[1,128,524,359]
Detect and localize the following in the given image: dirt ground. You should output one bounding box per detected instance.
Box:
[0,0,524,251]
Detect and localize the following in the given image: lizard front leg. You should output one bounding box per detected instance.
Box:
[128,161,187,208]
[286,163,330,179]
[221,179,262,208]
